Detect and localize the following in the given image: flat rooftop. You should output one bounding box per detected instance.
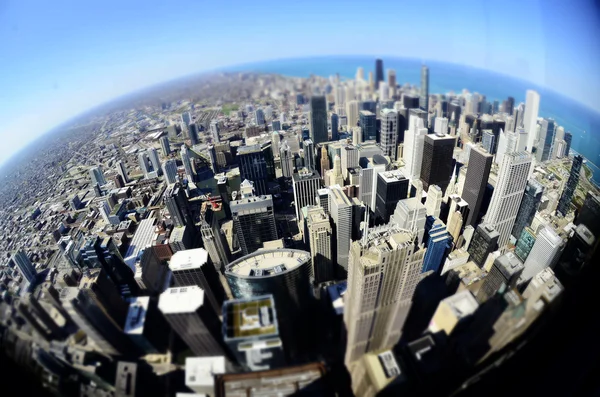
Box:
[124,296,150,335]
[186,356,226,387]
[223,295,278,340]
[158,286,205,314]
[226,249,310,278]
[170,248,209,272]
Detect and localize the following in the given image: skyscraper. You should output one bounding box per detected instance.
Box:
[231,191,277,256]
[160,136,171,156]
[374,170,409,225]
[380,109,398,158]
[425,184,443,218]
[165,183,191,227]
[375,59,384,89]
[420,65,429,115]
[238,144,271,196]
[476,252,524,303]
[255,108,265,125]
[344,225,424,365]
[557,155,583,216]
[329,185,353,276]
[180,145,194,181]
[303,139,315,170]
[485,152,532,247]
[181,111,191,127]
[420,133,455,194]
[163,159,178,185]
[390,197,428,243]
[169,248,227,316]
[511,179,544,240]
[305,206,334,283]
[521,227,564,281]
[292,168,321,220]
[524,90,540,151]
[403,115,428,181]
[89,166,106,186]
[346,100,360,129]
[422,221,452,274]
[468,224,500,268]
[210,120,220,142]
[158,286,225,357]
[148,147,162,176]
[331,113,339,141]
[535,118,556,162]
[564,132,573,157]
[188,123,199,145]
[461,146,493,226]
[359,110,376,142]
[341,145,359,182]
[138,152,152,179]
[116,161,129,184]
[576,191,600,236]
[514,227,536,262]
[279,141,295,178]
[11,250,36,284]
[310,96,328,145]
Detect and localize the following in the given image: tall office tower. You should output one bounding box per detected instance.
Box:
[344,225,425,365]
[481,130,495,154]
[515,227,536,262]
[403,115,428,181]
[210,120,220,143]
[434,117,448,135]
[391,198,427,243]
[576,191,600,236]
[310,96,328,145]
[375,59,384,89]
[225,249,313,358]
[231,192,277,256]
[305,206,334,283]
[180,144,194,181]
[116,161,129,184]
[535,118,556,162]
[341,145,359,181]
[420,133,455,194]
[148,147,162,176]
[388,69,397,97]
[374,170,409,225]
[293,168,321,220]
[476,252,524,303]
[485,152,532,247]
[557,155,583,216]
[125,297,170,354]
[279,141,295,178]
[320,146,330,173]
[329,186,353,276]
[524,90,540,151]
[359,110,376,142]
[317,188,329,212]
[188,123,199,145]
[271,132,280,155]
[138,152,152,179]
[511,179,544,240]
[468,224,500,268]
[255,108,265,125]
[181,111,192,128]
[89,166,106,186]
[331,154,345,186]
[420,65,429,114]
[238,144,272,195]
[11,250,36,284]
[380,109,398,158]
[461,146,493,226]
[162,159,178,185]
[169,248,227,316]
[165,183,191,227]
[272,120,281,133]
[158,286,225,356]
[303,139,315,170]
[422,221,452,273]
[379,82,389,101]
[425,184,443,218]
[222,295,285,371]
[521,226,564,281]
[368,71,375,91]
[564,132,573,157]
[356,66,365,81]
[160,135,171,156]
[346,100,360,128]
[330,113,340,142]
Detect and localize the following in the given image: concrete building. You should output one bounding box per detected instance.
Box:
[292,168,321,220]
[420,133,456,194]
[461,146,493,226]
[374,170,409,225]
[231,191,277,256]
[476,252,524,303]
[521,226,564,281]
[524,90,540,152]
[390,198,427,244]
[329,186,354,277]
[305,206,334,283]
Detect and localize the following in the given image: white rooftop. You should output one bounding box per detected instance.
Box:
[158,286,205,314]
[169,248,209,272]
[227,249,310,277]
[124,296,150,335]
[185,356,226,387]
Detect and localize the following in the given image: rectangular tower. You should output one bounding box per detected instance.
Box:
[420,133,456,194]
[461,146,493,226]
[310,96,328,145]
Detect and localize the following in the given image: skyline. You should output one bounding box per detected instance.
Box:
[1,0,600,166]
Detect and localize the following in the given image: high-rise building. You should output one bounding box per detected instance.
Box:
[320,146,330,174]
[199,208,231,272]
[346,100,360,128]
[481,130,495,155]
[461,146,493,226]
[231,191,277,256]
[329,186,353,276]
[305,206,334,283]
[181,145,194,181]
[303,139,315,170]
[403,115,428,181]
[125,296,170,354]
[341,145,359,182]
[344,225,424,366]
[160,136,171,156]
[255,108,265,125]
[468,224,500,268]
[420,65,429,115]
[163,159,178,185]
[222,295,285,371]
[89,166,106,186]
[181,111,192,128]
[116,161,129,184]
[374,170,409,225]
[210,120,220,142]
[485,152,532,247]
[511,179,544,240]
[388,69,397,96]
[425,184,443,218]
[279,141,295,178]
[380,109,399,159]
[169,248,227,316]
[158,286,225,356]
[11,250,36,284]
[422,221,452,274]
[359,110,376,142]
[521,226,564,281]
[557,155,583,216]
[331,113,339,141]
[391,197,428,244]
[420,133,455,194]
[577,191,600,236]
[165,183,191,227]
[514,227,536,262]
[564,132,573,157]
[535,118,556,162]
[476,252,524,303]
[524,90,540,151]
[292,168,321,220]
[138,152,152,179]
[238,144,273,196]
[188,123,199,145]
[310,96,328,145]
[375,59,384,89]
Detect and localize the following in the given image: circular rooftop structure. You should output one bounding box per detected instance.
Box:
[372,154,388,165]
[226,249,311,279]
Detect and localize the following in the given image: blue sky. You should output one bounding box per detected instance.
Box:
[0,0,599,165]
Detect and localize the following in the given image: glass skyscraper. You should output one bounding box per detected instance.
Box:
[309,96,328,145]
[557,155,583,216]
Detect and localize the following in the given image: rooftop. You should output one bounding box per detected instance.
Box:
[124,218,157,270]
[186,356,226,387]
[158,286,205,314]
[124,296,150,335]
[226,249,310,278]
[223,295,278,340]
[379,170,407,183]
[170,248,209,272]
